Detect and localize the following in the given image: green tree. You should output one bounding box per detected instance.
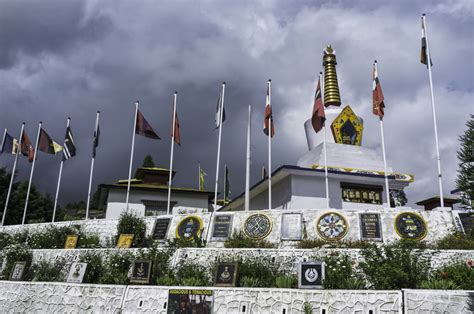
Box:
[456,115,473,209]
[142,154,155,168]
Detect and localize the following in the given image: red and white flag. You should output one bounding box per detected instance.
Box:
[372,61,385,119]
[311,77,326,133]
[263,81,275,137]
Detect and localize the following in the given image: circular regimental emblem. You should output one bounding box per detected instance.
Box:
[316,212,349,241]
[176,216,203,240]
[243,214,272,239]
[394,212,427,240]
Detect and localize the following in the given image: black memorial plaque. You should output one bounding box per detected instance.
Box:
[152,218,171,240]
[359,213,382,241]
[212,215,233,240]
[459,212,474,235]
[130,260,152,284]
[298,261,325,289]
[214,262,238,287]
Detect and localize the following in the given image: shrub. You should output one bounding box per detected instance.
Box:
[100,251,134,285]
[79,251,104,283]
[237,260,280,287]
[419,279,461,290]
[116,212,147,247]
[77,233,102,249]
[322,252,365,289]
[274,275,298,288]
[298,239,370,249]
[436,232,474,250]
[139,242,175,284]
[175,262,210,286]
[31,258,66,282]
[28,225,82,249]
[431,261,474,290]
[156,274,177,286]
[359,240,430,289]
[2,244,33,280]
[166,236,206,249]
[224,232,276,249]
[0,232,14,250]
[240,276,261,287]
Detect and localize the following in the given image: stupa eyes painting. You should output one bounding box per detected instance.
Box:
[243,214,272,239]
[331,106,363,146]
[316,212,349,241]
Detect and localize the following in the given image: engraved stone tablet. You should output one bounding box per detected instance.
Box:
[458,212,474,234]
[281,213,302,240]
[243,214,272,240]
[359,213,382,241]
[212,215,233,240]
[394,212,427,240]
[152,218,171,240]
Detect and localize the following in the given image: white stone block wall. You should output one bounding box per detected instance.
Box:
[403,289,474,313]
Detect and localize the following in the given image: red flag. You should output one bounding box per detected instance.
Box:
[136,109,160,139]
[311,77,326,133]
[21,131,35,162]
[171,106,180,146]
[372,61,385,119]
[263,82,275,137]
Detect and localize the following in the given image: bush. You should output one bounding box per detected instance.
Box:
[237,260,280,287]
[274,275,298,288]
[359,240,430,289]
[166,236,206,249]
[175,262,210,286]
[2,244,33,280]
[224,232,276,249]
[31,258,66,282]
[419,279,461,289]
[116,212,147,247]
[100,251,134,285]
[77,233,102,249]
[79,251,104,283]
[298,239,371,249]
[139,242,175,284]
[0,232,14,250]
[28,225,82,249]
[322,252,365,289]
[436,232,474,250]
[240,276,262,287]
[431,261,474,290]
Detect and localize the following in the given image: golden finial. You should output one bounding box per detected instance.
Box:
[323,44,341,107]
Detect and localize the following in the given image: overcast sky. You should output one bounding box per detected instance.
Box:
[0,0,472,208]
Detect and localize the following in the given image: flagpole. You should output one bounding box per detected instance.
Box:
[126,102,139,211]
[267,79,272,210]
[2,123,25,226]
[86,111,100,220]
[52,118,70,222]
[319,72,330,209]
[167,92,178,215]
[422,14,444,207]
[214,82,225,210]
[245,104,251,211]
[22,122,42,225]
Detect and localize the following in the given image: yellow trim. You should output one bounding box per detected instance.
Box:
[175,215,204,240]
[393,212,428,241]
[243,213,273,240]
[316,211,349,241]
[310,164,414,182]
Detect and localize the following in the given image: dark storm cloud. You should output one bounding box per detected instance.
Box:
[0,0,472,208]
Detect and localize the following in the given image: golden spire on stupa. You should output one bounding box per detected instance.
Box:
[322,45,341,107]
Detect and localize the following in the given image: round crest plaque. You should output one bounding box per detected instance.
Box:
[243,214,272,239]
[175,216,203,240]
[394,212,427,240]
[316,212,348,241]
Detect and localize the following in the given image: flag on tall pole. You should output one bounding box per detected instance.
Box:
[86,111,100,219]
[373,61,391,207]
[245,104,251,211]
[1,130,18,154]
[38,128,63,154]
[420,13,444,207]
[2,123,25,226]
[21,131,35,162]
[223,164,230,204]
[22,122,43,225]
[311,76,326,133]
[167,92,178,215]
[214,82,226,210]
[262,165,267,180]
[263,79,274,210]
[53,118,75,222]
[198,163,206,191]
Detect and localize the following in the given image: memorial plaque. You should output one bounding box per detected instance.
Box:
[458,212,474,235]
[152,218,171,240]
[214,262,238,287]
[243,214,272,240]
[65,234,78,249]
[176,216,203,240]
[298,261,325,289]
[281,213,302,240]
[117,234,134,248]
[67,262,87,283]
[394,212,427,240]
[211,215,233,240]
[9,261,26,281]
[167,289,213,314]
[130,260,152,284]
[359,213,382,241]
[316,212,348,241]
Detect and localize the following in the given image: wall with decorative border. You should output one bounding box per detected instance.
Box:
[403,289,474,313]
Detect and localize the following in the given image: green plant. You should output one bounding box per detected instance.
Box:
[237,260,280,287]
[240,276,261,287]
[0,232,14,250]
[31,258,66,282]
[274,275,298,288]
[77,233,102,249]
[303,300,313,314]
[455,114,473,209]
[419,279,461,290]
[79,251,104,283]
[431,261,474,290]
[322,252,365,289]
[224,232,276,248]
[28,225,82,249]
[156,273,177,286]
[116,212,147,247]
[298,239,370,249]
[359,240,430,289]
[100,251,133,285]
[166,235,206,249]
[436,232,474,250]
[2,244,33,280]
[139,242,175,284]
[175,262,210,286]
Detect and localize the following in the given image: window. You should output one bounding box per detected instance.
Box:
[341,183,383,205]
[142,200,176,216]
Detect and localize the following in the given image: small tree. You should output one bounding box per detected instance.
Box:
[142,154,155,168]
[456,115,473,209]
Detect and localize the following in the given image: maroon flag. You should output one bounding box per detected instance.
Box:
[136,109,160,139]
[21,131,35,162]
[420,15,433,67]
[372,61,385,119]
[171,107,180,146]
[263,82,275,137]
[311,77,326,133]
